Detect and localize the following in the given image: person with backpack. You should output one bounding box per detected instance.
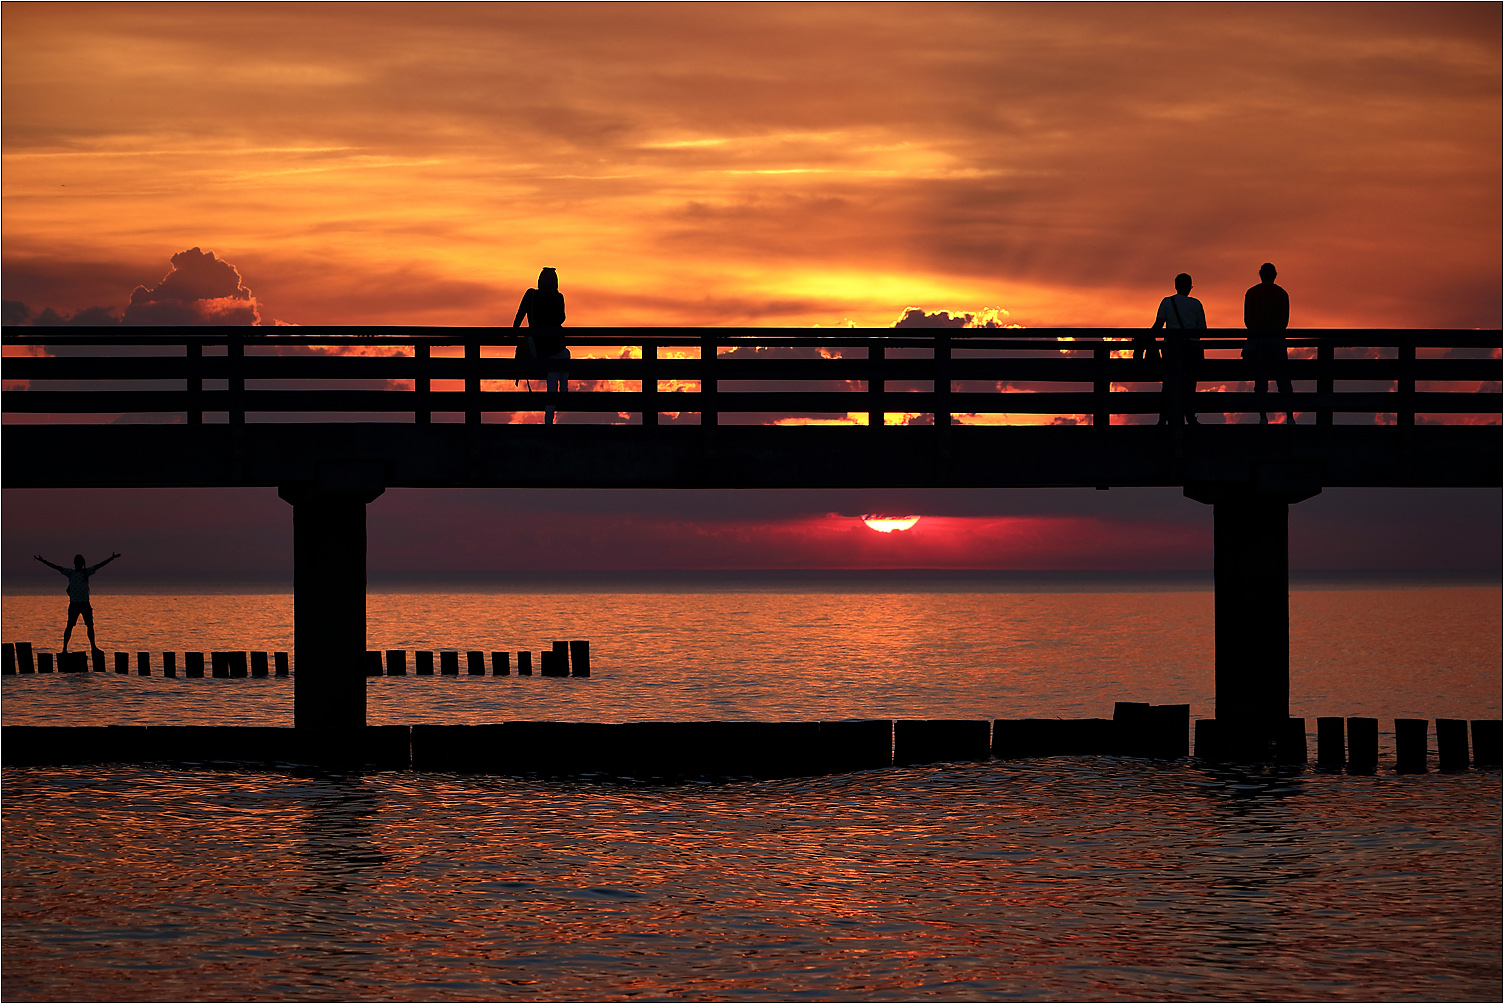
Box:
[1149,273,1207,425]
[513,267,568,425]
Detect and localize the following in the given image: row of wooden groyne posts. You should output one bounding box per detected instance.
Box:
[3,703,1499,774]
[1,642,591,678]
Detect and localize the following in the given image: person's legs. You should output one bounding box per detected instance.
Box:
[545,351,569,425]
[64,604,80,652]
[83,604,97,651]
[545,371,562,424]
[1277,372,1295,423]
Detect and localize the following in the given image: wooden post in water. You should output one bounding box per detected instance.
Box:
[385,650,407,676]
[91,649,105,672]
[365,651,383,677]
[466,650,485,676]
[570,640,590,678]
[137,651,152,676]
[552,641,569,677]
[38,653,54,673]
[440,650,460,675]
[114,652,129,674]
[416,651,434,675]
[1395,718,1428,772]
[163,651,178,677]
[1316,716,1345,767]
[1346,717,1378,772]
[3,643,15,675]
[1435,718,1469,771]
[517,651,532,676]
[185,652,206,678]
[273,651,289,677]
[1470,720,1501,767]
[230,652,248,678]
[491,651,510,676]
[250,651,268,678]
[211,652,229,678]
[16,642,34,674]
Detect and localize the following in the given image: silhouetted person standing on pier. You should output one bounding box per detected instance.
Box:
[1244,262,1295,424]
[35,551,119,654]
[1150,273,1206,424]
[513,267,568,425]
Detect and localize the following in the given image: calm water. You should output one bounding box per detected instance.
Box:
[3,581,1500,1000]
[3,761,1499,1001]
[2,583,1499,725]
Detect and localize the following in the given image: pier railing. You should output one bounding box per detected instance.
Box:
[3,327,1499,426]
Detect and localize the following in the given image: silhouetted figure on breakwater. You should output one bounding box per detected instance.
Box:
[513,267,568,425]
[35,551,119,654]
[1150,273,1206,425]
[1244,262,1295,425]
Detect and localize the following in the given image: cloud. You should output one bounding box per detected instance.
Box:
[894,307,1020,328]
[3,300,121,326]
[123,247,263,325]
[1,5,1498,330]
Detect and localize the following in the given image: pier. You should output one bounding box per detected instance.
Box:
[4,326,1499,754]
[3,713,1500,775]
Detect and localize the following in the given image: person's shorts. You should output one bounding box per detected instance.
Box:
[66,601,93,627]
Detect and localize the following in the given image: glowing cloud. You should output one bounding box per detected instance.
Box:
[123,247,263,325]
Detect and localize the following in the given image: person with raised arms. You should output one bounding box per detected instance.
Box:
[34,551,121,655]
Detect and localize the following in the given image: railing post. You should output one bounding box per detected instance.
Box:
[186,339,203,425]
[1397,333,1415,428]
[414,340,430,424]
[868,340,884,429]
[700,332,718,431]
[642,341,658,426]
[1317,339,1333,426]
[1093,342,1110,427]
[934,332,951,428]
[1165,331,1185,428]
[227,330,245,426]
[464,336,480,425]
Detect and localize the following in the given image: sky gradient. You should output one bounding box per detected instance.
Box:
[4,3,1500,329]
[2,3,1499,579]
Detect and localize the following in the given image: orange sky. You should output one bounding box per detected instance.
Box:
[3,4,1500,578]
[3,2,1500,329]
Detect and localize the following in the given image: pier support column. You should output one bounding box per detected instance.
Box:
[1186,479,1320,755]
[279,473,384,729]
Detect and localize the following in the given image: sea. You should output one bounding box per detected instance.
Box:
[2,574,1500,1001]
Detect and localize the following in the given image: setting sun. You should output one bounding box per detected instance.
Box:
[861,515,921,533]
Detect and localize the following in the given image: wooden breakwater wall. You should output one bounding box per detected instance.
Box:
[4,708,1499,775]
[1,642,590,679]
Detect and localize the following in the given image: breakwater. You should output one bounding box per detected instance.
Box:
[4,706,1498,775]
[1,642,589,678]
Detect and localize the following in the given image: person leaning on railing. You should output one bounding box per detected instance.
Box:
[513,267,568,425]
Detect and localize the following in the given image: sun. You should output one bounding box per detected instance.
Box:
[861,515,921,533]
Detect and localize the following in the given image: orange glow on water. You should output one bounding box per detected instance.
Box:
[862,515,921,533]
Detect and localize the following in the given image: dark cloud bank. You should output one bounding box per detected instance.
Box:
[4,247,267,327]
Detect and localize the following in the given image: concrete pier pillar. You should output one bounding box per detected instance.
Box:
[1186,479,1320,754]
[280,475,384,729]
[1212,495,1291,727]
